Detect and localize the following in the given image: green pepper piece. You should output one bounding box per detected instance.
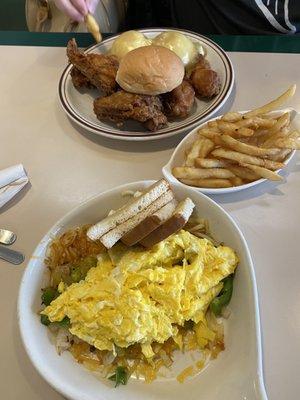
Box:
[184,320,194,330]
[41,287,59,306]
[108,366,128,387]
[70,267,82,283]
[210,274,234,317]
[40,314,51,326]
[57,316,71,328]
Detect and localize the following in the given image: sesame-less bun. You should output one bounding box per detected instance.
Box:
[116,45,185,95]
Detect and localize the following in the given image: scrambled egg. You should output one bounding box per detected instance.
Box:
[42,230,238,358]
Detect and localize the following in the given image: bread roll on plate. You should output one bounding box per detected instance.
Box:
[116,45,185,95]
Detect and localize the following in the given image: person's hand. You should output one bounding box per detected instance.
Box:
[54,0,99,22]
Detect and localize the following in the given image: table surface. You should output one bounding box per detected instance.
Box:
[1,35,300,400]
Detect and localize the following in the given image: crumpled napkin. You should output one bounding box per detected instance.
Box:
[0,164,29,209]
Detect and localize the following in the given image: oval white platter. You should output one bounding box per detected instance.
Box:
[59,28,234,141]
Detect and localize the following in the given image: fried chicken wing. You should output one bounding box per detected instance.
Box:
[191,68,221,98]
[190,55,221,98]
[70,67,95,90]
[162,80,195,118]
[67,39,119,95]
[193,55,211,70]
[93,90,168,131]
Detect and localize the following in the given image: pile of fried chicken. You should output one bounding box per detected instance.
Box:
[67,39,221,132]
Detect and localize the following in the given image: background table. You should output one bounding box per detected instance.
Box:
[1,34,299,400]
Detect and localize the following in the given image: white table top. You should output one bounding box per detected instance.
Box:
[1,46,299,400]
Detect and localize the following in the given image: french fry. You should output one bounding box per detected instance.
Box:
[217,121,237,133]
[230,176,244,186]
[198,129,222,145]
[219,134,280,157]
[269,149,292,162]
[235,127,254,137]
[185,139,205,166]
[260,129,289,147]
[258,113,290,144]
[227,165,260,181]
[85,13,102,43]
[207,121,218,129]
[172,167,235,179]
[271,132,300,150]
[195,158,229,168]
[185,137,215,166]
[251,117,277,128]
[244,85,296,117]
[211,148,284,170]
[216,121,254,137]
[240,163,282,181]
[179,178,233,188]
[221,112,242,123]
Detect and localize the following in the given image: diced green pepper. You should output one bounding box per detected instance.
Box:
[41,287,59,306]
[57,316,71,328]
[210,274,234,317]
[40,314,51,326]
[70,267,82,283]
[108,366,128,387]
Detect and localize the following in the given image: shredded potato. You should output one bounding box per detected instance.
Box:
[45,225,105,270]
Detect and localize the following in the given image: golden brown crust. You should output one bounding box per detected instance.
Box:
[67,38,119,95]
[162,80,195,118]
[190,68,221,98]
[93,90,168,131]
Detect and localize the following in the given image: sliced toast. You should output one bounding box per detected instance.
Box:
[139,198,195,248]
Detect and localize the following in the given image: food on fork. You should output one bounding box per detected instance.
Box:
[93,90,168,131]
[162,80,195,118]
[67,38,119,95]
[172,85,298,188]
[116,45,185,95]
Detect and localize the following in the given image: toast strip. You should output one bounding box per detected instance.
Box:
[140,198,195,248]
[121,199,177,246]
[87,179,170,241]
[100,189,174,248]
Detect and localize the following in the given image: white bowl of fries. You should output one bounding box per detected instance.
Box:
[163,86,299,194]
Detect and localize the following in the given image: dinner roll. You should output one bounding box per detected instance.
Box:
[116,45,185,95]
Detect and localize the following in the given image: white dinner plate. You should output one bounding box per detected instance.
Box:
[18,180,267,400]
[163,108,297,194]
[59,28,234,141]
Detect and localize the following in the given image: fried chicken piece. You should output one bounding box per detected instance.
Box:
[194,54,211,70]
[190,55,221,98]
[94,90,168,131]
[70,67,95,90]
[67,38,119,95]
[162,80,195,118]
[191,68,221,98]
